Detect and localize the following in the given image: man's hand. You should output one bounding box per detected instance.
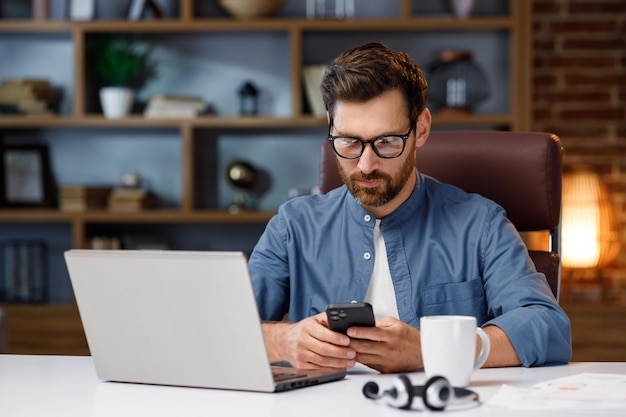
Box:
[346,316,423,373]
[262,312,356,370]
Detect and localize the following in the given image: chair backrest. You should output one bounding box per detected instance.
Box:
[0,308,7,353]
[319,130,563,300]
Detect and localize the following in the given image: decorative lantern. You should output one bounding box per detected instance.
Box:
[238,81,259,116]
[427,50,489,115]
[562,167,620,269]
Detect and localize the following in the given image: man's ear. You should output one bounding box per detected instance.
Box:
[415,108,431,148]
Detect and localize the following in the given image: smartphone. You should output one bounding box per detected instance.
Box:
[326,302,375,334]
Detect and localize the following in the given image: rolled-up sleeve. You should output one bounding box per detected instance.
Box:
[481,208,572,366]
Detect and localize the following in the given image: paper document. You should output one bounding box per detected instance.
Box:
[488,373,626,411]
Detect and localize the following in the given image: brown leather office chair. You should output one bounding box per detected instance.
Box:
[319,130,563,301]
[0,307,7,353]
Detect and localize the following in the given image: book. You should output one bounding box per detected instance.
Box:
[107,188,157,212]
[15,99,49,114]
[60,197,105,212]
[59,185,112,199]
[107,187,148,200]
[0,79,54,115]
[59,186,112,212]
[144,107,200,118]
[144,94,206,118]
[146,94,205,107]
[0,79,53,101]
[302,65,328,117]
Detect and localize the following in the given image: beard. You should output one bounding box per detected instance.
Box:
[338,150,416,208]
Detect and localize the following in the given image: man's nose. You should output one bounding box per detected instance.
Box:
[357,143,380,174]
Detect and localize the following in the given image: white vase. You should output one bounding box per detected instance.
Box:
[450,0,475,19]
[99,87,134,119]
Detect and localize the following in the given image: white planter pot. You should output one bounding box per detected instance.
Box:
[99,87,134,119]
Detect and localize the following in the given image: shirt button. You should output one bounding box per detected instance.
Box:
[364,252,371,260]
[364,214,371,222]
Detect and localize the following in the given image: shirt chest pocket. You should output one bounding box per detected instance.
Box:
[421,278,487,323]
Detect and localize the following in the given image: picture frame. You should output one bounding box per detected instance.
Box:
[0,145,55,208]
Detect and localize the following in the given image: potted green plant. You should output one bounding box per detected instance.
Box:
[89,35,154,119]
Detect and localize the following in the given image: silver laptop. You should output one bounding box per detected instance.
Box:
[64,249,346,392]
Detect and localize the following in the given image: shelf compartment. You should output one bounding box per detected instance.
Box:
[83,221,268,252]
[0,303,89,356]
[82,31,292,118]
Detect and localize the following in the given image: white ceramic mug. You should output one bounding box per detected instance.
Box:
[420,315,491,387]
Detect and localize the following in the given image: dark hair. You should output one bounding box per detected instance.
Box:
[321,42,428,127]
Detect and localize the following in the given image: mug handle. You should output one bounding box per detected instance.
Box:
[474,327,491,369]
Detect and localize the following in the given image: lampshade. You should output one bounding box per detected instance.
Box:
[561,168,620,269]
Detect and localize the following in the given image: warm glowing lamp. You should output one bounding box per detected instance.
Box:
[561,167,620,269]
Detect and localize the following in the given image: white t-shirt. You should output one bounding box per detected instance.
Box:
[364,219,399,320]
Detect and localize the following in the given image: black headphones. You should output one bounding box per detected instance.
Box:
[362,375,480,411]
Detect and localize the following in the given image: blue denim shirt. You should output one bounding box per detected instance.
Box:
[249,171,572,367]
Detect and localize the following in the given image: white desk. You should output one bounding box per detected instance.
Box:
[0,355,624,417]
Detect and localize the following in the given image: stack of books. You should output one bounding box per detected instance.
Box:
[59,186,112,212]
[0,78,54,115]
[143,94,206,118]
[108,188,157,212]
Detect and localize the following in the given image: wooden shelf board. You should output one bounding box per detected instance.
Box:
[0,210,76,222]
[0,20,76,32]
[0,17,512,33]
[0,115,327,128]
[0,114,513,128]
[0,209,275,223]
[296,17,512,31]
[81,210,275,223]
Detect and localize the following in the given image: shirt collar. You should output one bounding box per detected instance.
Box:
[381,169,425,227]
[342,169,426,227]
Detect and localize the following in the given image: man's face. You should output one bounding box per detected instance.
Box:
[331,90,428,212]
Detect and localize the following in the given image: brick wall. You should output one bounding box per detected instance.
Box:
[532,0,626,299]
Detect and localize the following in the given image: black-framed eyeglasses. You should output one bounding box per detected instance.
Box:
[327,120,413,159]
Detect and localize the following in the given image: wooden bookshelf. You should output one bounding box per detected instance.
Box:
[0,0,531,354]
